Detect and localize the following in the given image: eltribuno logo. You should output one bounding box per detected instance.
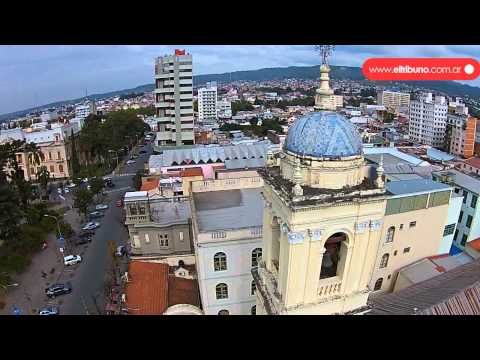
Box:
[362,58,480,81]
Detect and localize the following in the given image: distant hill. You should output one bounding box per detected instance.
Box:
[2,64,480,122]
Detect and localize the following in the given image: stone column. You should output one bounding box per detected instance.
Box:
[303,229,325,304]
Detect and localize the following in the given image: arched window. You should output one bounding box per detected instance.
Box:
[251,248,262,268]
[251,280,256,296]
[216,283,228,299]
[218,309,229,315]
[374,278,383,291]
[251,306,256,315]
[386,226,395,243]
[380,253,389,268]
[214,252,227,271]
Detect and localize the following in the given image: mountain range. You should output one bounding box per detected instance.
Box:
[2,64,480,122]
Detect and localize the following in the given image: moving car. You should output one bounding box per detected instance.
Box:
[89,211,104,219]
[116,199,123,207]
[82,222,100,231]
[38,306,60,315]
[95,204,109,211]
[45,282,72,298]
[64,255,82,266]
[115,245,126,257]
[126,160,136,165]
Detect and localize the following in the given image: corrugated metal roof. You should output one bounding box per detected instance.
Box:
[386,179,452,196]
[149,143,268,170]
[369,258,480,315]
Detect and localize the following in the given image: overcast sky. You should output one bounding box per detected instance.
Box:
[0,45,479,114]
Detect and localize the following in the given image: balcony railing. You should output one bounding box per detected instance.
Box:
[317,276,342,299]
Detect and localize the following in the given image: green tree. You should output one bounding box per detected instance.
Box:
[70,129,81,179]
[73,187,93,219]
[89,177,104,197]
[36,166,50,199]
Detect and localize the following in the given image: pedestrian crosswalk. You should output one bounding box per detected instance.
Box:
[109,173,136,178]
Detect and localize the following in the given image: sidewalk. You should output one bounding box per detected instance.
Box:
[0,198,82,315]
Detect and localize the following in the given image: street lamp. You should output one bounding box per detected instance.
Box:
[43,214,64,252]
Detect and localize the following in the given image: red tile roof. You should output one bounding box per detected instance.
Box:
[140,179,159,192]
[126,261,169,315]
[168,277,200,307]
[467,238,480,251]
[465,157,480,169]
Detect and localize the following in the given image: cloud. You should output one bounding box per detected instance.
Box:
[0,45,479,114]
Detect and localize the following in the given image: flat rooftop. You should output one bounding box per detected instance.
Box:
[433,169,480,195]
[149,200,191,226]
[193,188,263,232]
[386,179,452,196]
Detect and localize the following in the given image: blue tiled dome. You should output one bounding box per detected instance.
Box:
[284,111,363,158]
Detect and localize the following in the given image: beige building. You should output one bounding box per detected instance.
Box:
[1,127,72,181]
[369,180,454,293]
[253,61,456,315]
[377,90,410,114]
[124,191,193,257]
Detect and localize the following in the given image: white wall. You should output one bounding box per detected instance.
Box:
[439,194,463,254]
[196,237,262,315]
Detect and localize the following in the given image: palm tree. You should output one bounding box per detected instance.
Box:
[37,166,50,199]
[24,142,41,167]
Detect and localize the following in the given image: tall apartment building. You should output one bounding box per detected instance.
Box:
[408,93,448,148]
[377,90,411,114]
[445,113,476,158]
[154,49,194,146]
[198,84,218,121]
[75,103,95,120]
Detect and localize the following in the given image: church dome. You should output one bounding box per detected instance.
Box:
[284,111,363,158]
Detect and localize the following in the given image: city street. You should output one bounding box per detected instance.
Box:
[0,141,152,315]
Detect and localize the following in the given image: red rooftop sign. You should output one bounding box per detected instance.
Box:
[175,49,186,56]
[362,58,480,81]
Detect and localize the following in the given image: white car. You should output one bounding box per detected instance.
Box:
[95,204,109,211]
[64,255,82,266]
[64,188,70,194]
[66,183,76,188]
[82,222,100,231]
[126,160,136,165]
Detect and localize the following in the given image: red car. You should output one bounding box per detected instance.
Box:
[116,199,123,207]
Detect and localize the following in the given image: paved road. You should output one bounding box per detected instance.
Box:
[50,142,152,315]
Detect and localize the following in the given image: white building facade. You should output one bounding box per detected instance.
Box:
[191,176,264,315]
[217,100,232,119]
[154,49,194,146]
[409,93,448,147]
[198,85,218,121]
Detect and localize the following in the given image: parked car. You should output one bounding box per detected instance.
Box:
[126,160,136,165]
[66,183,77,189]
[64,255,82,266]
[89,211,104,219]
[45,282,72,298]
[79,230,95,238]
[139,150,147,154]
[38,306,60,315]
[75,236,92,246]
[95,204,109,211]
[115,245,126,257]
[82,222,100,231]
[116,199,123,207]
